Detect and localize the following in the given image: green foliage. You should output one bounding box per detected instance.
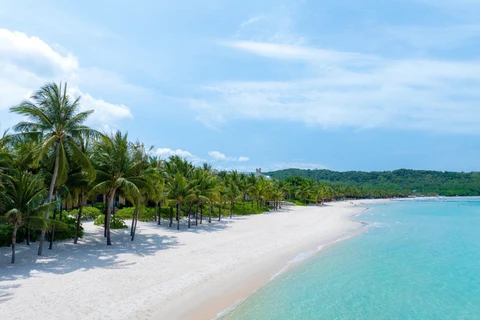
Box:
[115,208,134,220]
[115,206,157,222]
[291,199,307,206]
[54,215,84,241]
[93,202,105,211]
[266,169,480,197]
[0,216,82,247]
[232,202,270,215]
[0,224,27,246]
[68,206,103,220]
[93,215,127,229]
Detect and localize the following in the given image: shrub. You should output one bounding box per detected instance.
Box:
[232,202,270,215]
[0,224,26,247]
[68,206,103,220]
[115,207,135,220]
[93,202,105,211]
[292,199,307,206]
[0,217,82,247]
[115,206,156,222]
[94,215,127,229]
[53,215,84,240]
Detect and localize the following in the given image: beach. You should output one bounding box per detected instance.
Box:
[0,201,375,320]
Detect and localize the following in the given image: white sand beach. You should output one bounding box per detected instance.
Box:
[0,200,379,320]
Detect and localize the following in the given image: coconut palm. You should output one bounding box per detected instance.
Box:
[310,183,326,205]
[0,171,50,263]
[225,177,241,218]
[296,180,313,205]
[90,131,144,245]
[148,156,166,225]
[166,172,191,230]
[64,133,97,244]
[199,166,218,224]
[9,82,99,255]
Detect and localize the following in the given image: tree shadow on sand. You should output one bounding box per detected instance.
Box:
[0,224,179,282]
[0,215,236,282]
[160,216,235,234]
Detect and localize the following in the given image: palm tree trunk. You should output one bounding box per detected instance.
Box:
[218,205,222,221]
[49,197,58,250]
[74,192,84,244]
[59,201,63,220]
[169,206,173,227]
[106,189,116,246]
[38,141,61,256]
[131,208,139,241]
[176,203,180,230]
[26,227,30,246]
[200,205,203,224]
[208,203,212,223]
[130,208,136,237]
[133,211,138,239]
[11,224,18,264]
[195,204,199,226]
[230,201,233,219]
[104,199,108,237]
[157,201,162,225]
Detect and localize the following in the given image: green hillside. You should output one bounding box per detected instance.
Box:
[265,169,480,196]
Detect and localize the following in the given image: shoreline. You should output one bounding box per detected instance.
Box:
[0,199,383,320]
[150,200,379,320]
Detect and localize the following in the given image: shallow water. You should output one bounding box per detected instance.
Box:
[221,199,480,320]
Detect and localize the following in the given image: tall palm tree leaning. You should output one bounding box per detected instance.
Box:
[9,82,99,255]
[90,131,144,245]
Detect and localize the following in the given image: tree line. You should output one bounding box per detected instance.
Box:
[267,169,480,196]
[0,82,410,264]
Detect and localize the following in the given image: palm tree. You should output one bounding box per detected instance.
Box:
[217,181,227,221]
[238,173,249,203]
[0,171,50,263]
[148,156,166,225]
[65,133,96,244]
[225,177,241,218]
[296,180,313,205]
[166,172,191,230]
[90,131,144,245]
[271,187,284,210]
[200,167,218,224]
[311,183,326,205]
[9,82,99,255]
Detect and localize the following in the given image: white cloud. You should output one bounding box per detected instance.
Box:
[212,161,326,173]
[208,151,250,162]
[208,151,229,161]
[239,16,264,28]
[156,148,195,158]
[155,148,205,164]
[224,41,374,65]
[0,28,133,130]
[0,29,78,77]
[193,41,480,134]
[265,162,328,171]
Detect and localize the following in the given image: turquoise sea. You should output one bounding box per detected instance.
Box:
[221,199,480,320]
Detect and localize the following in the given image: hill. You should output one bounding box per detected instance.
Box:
[265,169,480,196]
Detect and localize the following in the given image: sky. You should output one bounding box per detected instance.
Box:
[0,0,479,173]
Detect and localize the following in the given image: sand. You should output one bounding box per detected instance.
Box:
[0,200,379,320]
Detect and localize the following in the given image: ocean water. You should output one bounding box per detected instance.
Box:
[220,199,480,320]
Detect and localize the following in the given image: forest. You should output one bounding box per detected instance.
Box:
[266,168,480,196]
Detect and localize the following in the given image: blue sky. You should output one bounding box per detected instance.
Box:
[1,0,479,172]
